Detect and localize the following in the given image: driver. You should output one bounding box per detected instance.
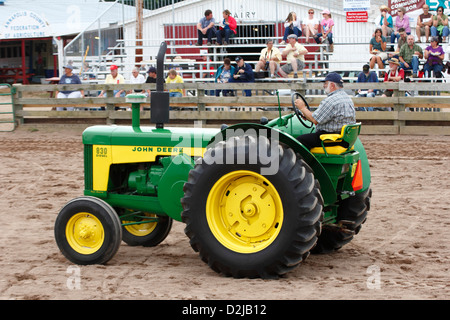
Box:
[294,72,356,149]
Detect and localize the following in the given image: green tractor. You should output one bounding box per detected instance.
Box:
[54,43,371,279]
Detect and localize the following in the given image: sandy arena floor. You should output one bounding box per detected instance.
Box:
[0,126,449,300]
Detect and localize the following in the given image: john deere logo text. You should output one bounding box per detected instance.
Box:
[131,146,184,153]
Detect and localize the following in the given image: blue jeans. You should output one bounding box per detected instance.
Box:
[216,29,232,44]
[431,26,449,38]
[283,26,302,41]
[391,32,410,43]
[400,56,420,75]
[423,63,444,78]
[169,92,182,97]
[197,28,215,44]
[314,33,333,44]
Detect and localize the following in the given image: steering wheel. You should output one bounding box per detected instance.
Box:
[291,92,313,128]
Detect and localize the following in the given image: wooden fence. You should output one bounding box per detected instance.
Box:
[11,82,450,135]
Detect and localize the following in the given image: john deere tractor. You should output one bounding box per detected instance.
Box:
[54,43,371,279]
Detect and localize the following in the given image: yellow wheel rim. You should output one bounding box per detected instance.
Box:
[123,213,158,237]
[66,212,105,255]
[206,170,284,254]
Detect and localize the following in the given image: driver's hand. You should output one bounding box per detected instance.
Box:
[294,98,305,110]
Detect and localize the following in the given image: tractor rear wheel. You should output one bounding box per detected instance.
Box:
[181,135,323,279]
[121,213,173,247]
[313,187,372,253]
[54,196,122,265]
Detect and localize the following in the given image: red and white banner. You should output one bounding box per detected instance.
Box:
[388,0,426,16]
[346,11,369,22]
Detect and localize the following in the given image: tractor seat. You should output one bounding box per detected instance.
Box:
[310,123,361,156]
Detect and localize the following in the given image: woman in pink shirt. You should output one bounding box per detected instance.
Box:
[313,10,334,46]
[391,7,411,43]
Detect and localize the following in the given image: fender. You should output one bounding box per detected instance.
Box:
[209,123,337,206]
[353,138,371,193]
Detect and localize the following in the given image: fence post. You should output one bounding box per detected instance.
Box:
[12,84,24,125]
[392,83,405,134]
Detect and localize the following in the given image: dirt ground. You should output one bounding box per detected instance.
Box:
[0,125,449,301]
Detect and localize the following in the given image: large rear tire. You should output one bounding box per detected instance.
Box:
[54,196,122,265]
[181,135,323,278]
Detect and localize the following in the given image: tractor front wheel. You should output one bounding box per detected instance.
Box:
[54,196,122,265]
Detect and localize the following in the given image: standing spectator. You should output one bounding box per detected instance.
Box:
[382,58,404,100]
[303,9,319,42]
[55,65,84,111]
[214,58,235,97]
[416,4,433,43]
[128,67,146,94]
[228,56,255,97]
[431,6,449,43]
[399,34,423,77]
[369,28,388,70]
[423,36,445,78]
[255,39,282,78]
[196,9,216,46]
[279,34,308,78]
[356,64,379,111]
[280,12,302,45]
[391,7,411,43]
[166,69,185,97]
[98,65,125,98]
[216,9,237,46]
[375,5,394,38]
[314,10,334,51]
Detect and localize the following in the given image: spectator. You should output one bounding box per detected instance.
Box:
[416,4,433,43]
[356,64,378,111]
[55,65,84,111]
[98,65,125,98]
[382,58,404,99]
[391,6,411,43]
[166,69,185,97]
[399,34,423,77]
[279,34,308,78]
[313,10,334,51]
[423,36,445,78]
[280,12,302,45]
[128,67,146,94]
[228,56,254,97]
[388,28,408,60]
[255,39,282,78]
[369,28,388,70]
[216,9,237,46]
[431,6,449,43]
[303,9,319,42]
[214,58,235,97]
[375,5,394,38]
[196,9,216,46]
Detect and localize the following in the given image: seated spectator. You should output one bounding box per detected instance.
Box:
[431,6,449,42]
[280,12,302,45]
[382,58,404,100]
[369,28,388,69]
[166,69,185,97]
[214,58,235,96]
[391,6,411,43]
[423,36,445,78]
[98,65,125,98]
[314,10,334,51]
[128,67,146,95]
[303,9,319,42]
[416,4,433,43]
[278,34,307,78]
[216,9,237,45]
[375,5,394,38]
[229,56,255,97]
[399,35,423,77]
[255,39,282,78]
[196,9,216,46]
[356,64,379,111]
[55,65,84,111]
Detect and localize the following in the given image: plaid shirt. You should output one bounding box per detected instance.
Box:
[312,89,356,132]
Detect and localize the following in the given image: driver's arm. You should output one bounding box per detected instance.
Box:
[294,99,318,125]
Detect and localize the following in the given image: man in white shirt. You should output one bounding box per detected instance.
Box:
[279,34,308,78]
[128,67,146,95]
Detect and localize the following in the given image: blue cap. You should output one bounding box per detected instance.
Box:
[235,56,243,62]
[321,72,343,83]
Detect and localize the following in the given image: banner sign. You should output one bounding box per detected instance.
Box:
[346,11,369,22]
[343,0,371,11]
[1,10,52,39]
